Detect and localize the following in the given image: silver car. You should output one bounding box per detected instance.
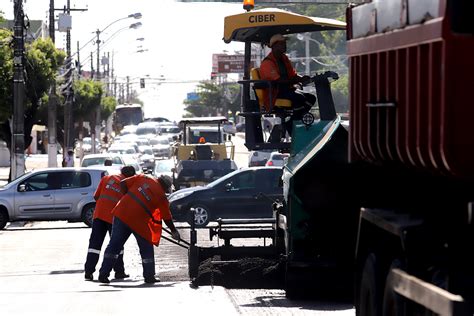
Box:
[0,167,107,229]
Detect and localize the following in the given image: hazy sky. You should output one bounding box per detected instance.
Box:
[2,0,245,121]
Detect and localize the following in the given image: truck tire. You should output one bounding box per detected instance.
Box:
[0,208,8,230]
[81,204,95,227]
[189,205,210,228]
[382,259,405,316]
[358,253,383,316]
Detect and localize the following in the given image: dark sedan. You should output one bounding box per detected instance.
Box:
[168,167,283,227]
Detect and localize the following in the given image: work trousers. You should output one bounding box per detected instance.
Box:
[99,217,155,278]
[84,218,125,275]
[277,89,316,135]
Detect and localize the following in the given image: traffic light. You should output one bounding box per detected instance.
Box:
[140,78,145,88]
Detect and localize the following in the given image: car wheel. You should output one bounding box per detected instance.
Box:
[81,204,95,227]
[190,205,210,228]
[0,209,9,230]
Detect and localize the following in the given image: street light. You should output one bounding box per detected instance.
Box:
[91,14,142,154]
[96,20,142,79]
[98,22,143,53]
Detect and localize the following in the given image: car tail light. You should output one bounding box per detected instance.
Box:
[266,161,273,166]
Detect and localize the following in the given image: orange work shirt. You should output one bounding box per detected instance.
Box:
[259,52,297,111]
[93,174,125,224]
[112,174,172,245]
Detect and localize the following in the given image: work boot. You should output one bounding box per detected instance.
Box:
[114,272,130,279]
[144,276,160,284]
[98,275,110,284]
[84,273,93,281]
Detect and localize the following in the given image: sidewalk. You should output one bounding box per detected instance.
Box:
[0,154,80,185]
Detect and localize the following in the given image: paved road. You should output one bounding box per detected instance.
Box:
[0,135,355,315]
[0,221,355,315]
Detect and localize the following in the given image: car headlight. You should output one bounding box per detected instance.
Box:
[168,191,193,202]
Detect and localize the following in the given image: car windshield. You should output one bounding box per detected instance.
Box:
[206,168,243,188]
[154,160,174,173]
[109,148,136,154]
[82,157,106,167]
[271,154,286,161]
[136,127,157,135]
[142,149,153,155]
[150,138,169,145]
[161,127,180,133]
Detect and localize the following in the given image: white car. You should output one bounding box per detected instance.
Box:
[76,137,101,156]
[248,149,274,167]
[138,145,155,171]
[265,152,289,167]
[0,167,107,229]
[81,153,125,168]
[150,136,171,159]
[153,158,174,179]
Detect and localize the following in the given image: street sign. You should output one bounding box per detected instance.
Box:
[187,92,200,101]
[215,54,256,73]
[218,55,245,73]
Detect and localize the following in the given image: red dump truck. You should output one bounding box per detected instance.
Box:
[347,1,474,314]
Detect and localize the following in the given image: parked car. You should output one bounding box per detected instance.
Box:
[0,167,108,229]
[169,167,283,227]
[265,152,290,167]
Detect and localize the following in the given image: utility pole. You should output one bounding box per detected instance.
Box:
[63,0,74,157]
[12,0,26,179]
[47,0,58,167]
[76,41,81,75]
[54,1,87,160]
[126,76,130,103]
[90,51,94,78]
[92,29,101,154]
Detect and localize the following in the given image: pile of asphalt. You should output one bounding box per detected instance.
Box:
[193,256,284,289]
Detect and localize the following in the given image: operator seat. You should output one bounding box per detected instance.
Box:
[251,67,293,141]
[194,144,214,160]
[250,67,292,113]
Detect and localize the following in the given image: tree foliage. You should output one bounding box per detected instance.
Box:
[101,95,117,119]
[0,27,66,149]
[0,28,13,122]
[183,80,241,119]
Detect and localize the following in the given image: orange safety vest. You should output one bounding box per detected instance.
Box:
[93,174,125,224]
[112,174,172,246]
[259,52,297,111]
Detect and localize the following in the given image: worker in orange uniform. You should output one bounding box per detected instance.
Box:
[260,33,316,134]
[84,165,136,281]
[98,174,180,284]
